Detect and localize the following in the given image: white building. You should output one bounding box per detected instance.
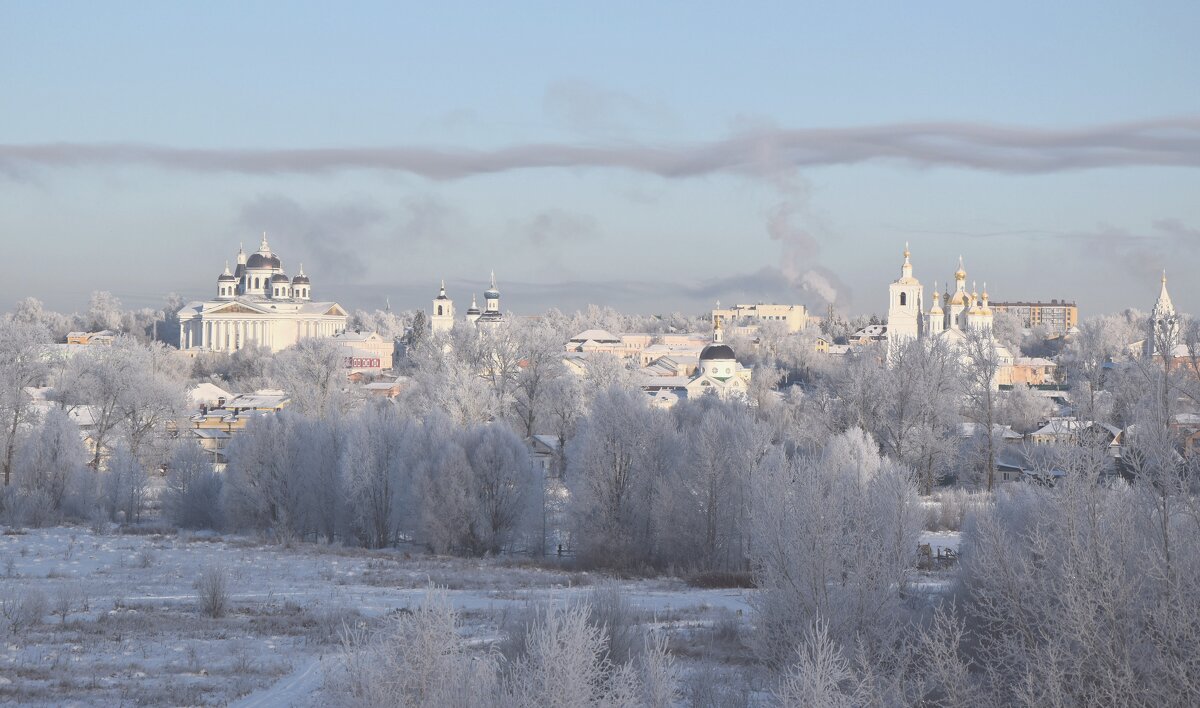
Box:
[886,243,924,359]
[431,280,455,333]
[1144,271,1179,359]
[177,234,348,353]
[428,273,504,330]
[884,247,1013,384]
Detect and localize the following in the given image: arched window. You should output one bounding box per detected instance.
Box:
[437,305,443,315]
[900,292,907,306]
[254,277,260,289]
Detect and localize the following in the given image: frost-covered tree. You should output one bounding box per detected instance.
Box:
[85,290,125,332]
[960,326,1001,490]
[751,429,923,667]
[12,407,86,516]
[460,424,540,554]
[163,440,223,530]
[100,443,149,523]
[342,404,408,548]
[567,387,659,568]
[270,337,353,419]
[0,319,53,486]
[511,320,566,438]
[58,337,186,466]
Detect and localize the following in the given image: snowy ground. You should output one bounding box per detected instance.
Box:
[0,527,764,706]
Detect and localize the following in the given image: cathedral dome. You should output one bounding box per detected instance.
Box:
[270,273,290,283]
[292,273,310,284]
[246,252,281,269]
[699,343,736,361]
[218,271,237,282]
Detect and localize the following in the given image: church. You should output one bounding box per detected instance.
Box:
[429,272,506,332]
[177,235,349,353]
[885,245,1013,377]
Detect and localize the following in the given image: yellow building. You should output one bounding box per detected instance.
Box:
[712,303,808,333]
[991,300,1078,335]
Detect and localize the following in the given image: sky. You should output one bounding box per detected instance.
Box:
[2,1,1199,318]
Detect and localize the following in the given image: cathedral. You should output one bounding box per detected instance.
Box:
[429,272,505,332]
[886,245,1012,376]
[177,235,348,353]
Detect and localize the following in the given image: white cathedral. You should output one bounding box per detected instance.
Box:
[430,272,505,332]
[885,245,1013,373]
[177,234,349,353]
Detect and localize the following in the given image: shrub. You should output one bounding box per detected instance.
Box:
[195,565,230,618]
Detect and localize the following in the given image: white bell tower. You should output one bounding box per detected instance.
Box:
[431,280,455,333]
[887,243,923,359]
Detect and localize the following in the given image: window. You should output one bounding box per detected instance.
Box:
[437,305,443,316]
[254,277,260,289]
[900,292,907,306]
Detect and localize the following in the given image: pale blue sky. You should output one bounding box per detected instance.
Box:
[2,1,1198,316]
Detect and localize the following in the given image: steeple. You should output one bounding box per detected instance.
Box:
[259,231,271,254]
[713,305,724,344]
[901,241,913,280]
[1156,270,1175,314]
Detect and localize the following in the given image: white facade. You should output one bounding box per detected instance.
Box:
[431,280,455,333]
[886,243,924,359]
[1145,271,1179,359]
[884,247,1012,386]
[429,273,503,330]
[178,235,348,353]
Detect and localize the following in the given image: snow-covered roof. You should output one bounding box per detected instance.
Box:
[569,329,621,344]
[333,330,385,342]
[225,390,290,410]
[1015,357,1056,367]
[188,382,233,407]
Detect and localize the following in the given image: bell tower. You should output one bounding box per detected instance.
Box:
[431,280,455,333]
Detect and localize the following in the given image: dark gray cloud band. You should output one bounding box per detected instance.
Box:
[4,117,1200,179]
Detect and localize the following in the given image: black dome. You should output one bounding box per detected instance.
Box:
[699,343,736,361]
[246,253,281,269]
[292,274,310,284]
[218,272,237,281]
[271,273,290,283]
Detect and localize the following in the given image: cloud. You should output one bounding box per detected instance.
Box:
[396,194,465,244]
[1065,219,1200,282]
[517,209,599,247]
[6,117,1200,179]
[236,195,386,279]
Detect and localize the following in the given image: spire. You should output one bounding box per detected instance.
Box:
[900,242,913,279]
[713,311,724,343]
[490,270,496,289]
[1155,269,1175,315]
[259,231,271,254]
[223,261,232,276]
[298,263,305,276]
[955,255,966,281]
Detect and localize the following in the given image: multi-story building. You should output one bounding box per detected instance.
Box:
[712,303,808,333]
[990,299,1078,335]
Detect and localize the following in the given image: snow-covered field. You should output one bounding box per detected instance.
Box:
[0,527,762,706]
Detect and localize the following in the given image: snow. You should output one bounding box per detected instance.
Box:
[0,527,762,706]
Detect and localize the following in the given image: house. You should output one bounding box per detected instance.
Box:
[1008,357,1058,386]
[65,330,116,346]
[333,330,394,370]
